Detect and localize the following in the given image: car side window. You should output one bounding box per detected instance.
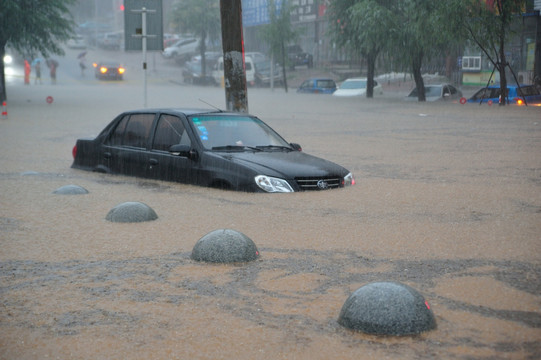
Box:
[443,86,450,96]
[123,114,154,148]
[152,115,191,151]
[107,115,129,146]
[317,80,335,89]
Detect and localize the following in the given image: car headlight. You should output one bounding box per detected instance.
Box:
[343,172,355,186]
[255,175,294,193]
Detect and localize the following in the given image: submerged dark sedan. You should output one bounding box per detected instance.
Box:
[71,109,355,192]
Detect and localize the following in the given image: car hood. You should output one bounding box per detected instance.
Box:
[333,88,366,97]
[215,150,348,178]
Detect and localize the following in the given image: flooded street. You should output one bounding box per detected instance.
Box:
[1,51,540,359]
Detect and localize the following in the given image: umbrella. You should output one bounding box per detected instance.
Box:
[46,59,59,68]
[31,58,43,66]
[77,51,87,59]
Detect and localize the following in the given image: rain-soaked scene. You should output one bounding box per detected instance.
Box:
[1,1,541,359]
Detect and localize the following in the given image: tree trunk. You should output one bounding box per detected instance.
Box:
[366,52,376,98]
[281,39,288,93]
[412,52,425,102]
[0,44,6,102]
[498,22,508,106]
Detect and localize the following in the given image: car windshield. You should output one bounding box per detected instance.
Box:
[408,86,442,98]
[189,115,292,150]
[425,86,442,97]
[341,80,366,89]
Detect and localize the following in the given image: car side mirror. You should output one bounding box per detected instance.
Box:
[290,143,302,151]
[169,144,198,160]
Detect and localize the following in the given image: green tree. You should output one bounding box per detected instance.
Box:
[258,0,297,92]
[0,0,75,102]
[169,0,221,79]
[329,0,465,101]
[390,0,464,101]
[347,0,394,98]
[464,0,526,105]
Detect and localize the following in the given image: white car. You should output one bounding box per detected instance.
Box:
[333,78,383,97]
[67,35,87,49]
[162,38,198,62]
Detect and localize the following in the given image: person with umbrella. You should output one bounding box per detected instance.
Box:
[46,58,58,84]
[32,58,43,84]
[77,51,87,77]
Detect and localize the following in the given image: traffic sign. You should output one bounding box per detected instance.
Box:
[124,0,163,51]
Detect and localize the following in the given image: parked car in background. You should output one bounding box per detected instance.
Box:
[405,84,462,102]
[97,32,123,50]
[67,35,87,49]
[286,45,313,69]
[213,55,256,86]
[297,78,337,94]
[254,59,282,87]
[163,33,180,49]
[93,61,125,80]
[245,52,267,62]
[71,108,355,193]
[333,78,383,97]
[182,52,220,85]
[162,38,198,63]
[467,84,541,106]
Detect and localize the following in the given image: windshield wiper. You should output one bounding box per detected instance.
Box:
[255,145,293,151]
[211,145,262,152]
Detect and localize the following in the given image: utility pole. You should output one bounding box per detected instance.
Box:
[219,0,248,113]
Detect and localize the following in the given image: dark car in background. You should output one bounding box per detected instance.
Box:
[467,84,541,106]
[297,78,337,94]
[182,52,220,85]
[93,61,125,80]
[71,109,354,192]
[286,45,313,69]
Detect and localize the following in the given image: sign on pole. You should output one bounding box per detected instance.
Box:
[124,0,163,51]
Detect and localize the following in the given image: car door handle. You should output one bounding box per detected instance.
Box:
[149,158,159,166]
[103,152,111,159]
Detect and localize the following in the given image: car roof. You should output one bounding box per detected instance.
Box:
[343,78,367,81]
[306,78,335,81]
[485,84,529,89]
[121,108,242,117]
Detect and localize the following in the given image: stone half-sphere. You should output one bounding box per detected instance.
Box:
[105,201,158,223]
[338,281,436,336]
[52,184,89,195]
[191,229,260,263]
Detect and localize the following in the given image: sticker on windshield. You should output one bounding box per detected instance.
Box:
[197,125,208,135]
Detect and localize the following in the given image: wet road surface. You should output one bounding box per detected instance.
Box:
[1,52,540,359]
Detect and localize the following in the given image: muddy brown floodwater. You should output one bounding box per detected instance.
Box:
[1,74,540,360]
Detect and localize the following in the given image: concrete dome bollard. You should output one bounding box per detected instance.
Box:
[191,229,260,263]
[338,281,436,336]
[52,184,89,195]
[105,201,158,223]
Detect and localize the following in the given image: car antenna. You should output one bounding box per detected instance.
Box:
[199,99,224,112]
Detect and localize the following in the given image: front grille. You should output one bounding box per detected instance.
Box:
[295,176,343,191]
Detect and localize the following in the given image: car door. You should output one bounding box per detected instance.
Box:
[147,114,194,183]
[102,113,155,177]
[298,79,314,93]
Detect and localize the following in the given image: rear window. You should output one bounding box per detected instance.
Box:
[517,86,540,96]
[106,114,154,148]
[316,80,335,89]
